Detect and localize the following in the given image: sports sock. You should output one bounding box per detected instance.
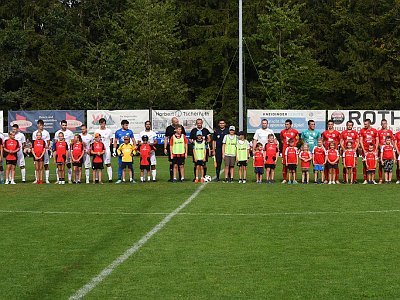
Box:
[353,168,357,182]
[68,168,72,182]
[363,166,367,180]
[335,168,339,181]
[169,164,173,180]
[21,168,26,181]
[193,166,196,177]
[151,170,156,180]
[204,166,207,176]
[85,169,90,182]
[45,170,50,182]
[147,176,150,181]
[0,171,3,182]
[56,169,59,181]
[283,166,287,181]
[107,166,112,181]
[140,176,144,182]
[378,165,383,181]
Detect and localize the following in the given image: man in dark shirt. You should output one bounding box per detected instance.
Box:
[190,118,212,180]
[164,117,186,181]
[212,119,229,181]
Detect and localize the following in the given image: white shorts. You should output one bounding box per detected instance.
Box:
[44,150,50,165]
[17,150,25,167]
[150,151,157,166]
[103,148,111,165]
[83,153,91,169]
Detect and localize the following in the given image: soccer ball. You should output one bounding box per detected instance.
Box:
[204,175,212,182]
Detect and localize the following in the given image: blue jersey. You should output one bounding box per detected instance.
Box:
[301,130,321,151]
[115,129,134,145]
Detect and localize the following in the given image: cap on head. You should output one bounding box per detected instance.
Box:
[94,133,101,138]
[229,126,235,131]
[142,135,149,141]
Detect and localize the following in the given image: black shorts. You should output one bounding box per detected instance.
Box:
[264,164,275,169]
[34,157,44,162]
[92,163,104,170]
[140,164,151,171]
[172,156,185,166]
[287,164,297,171]
[121,162,133,169]
[195,160,205,166]
[55,154,66,164]
[327,163,338,169]
[366,170,375,175]
[72,161,83,167]
[237,161,247,167]
[254,167,264,174]
[6,160,17,166]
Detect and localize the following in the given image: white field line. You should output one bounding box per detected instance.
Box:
[68,182,208,300]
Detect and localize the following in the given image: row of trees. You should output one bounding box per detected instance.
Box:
[1,0,399,124]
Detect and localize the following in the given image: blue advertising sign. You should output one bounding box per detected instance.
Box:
[8,110,85,133]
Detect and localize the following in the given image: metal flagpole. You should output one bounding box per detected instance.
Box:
[238,0,244,131]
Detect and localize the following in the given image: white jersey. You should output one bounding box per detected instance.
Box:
[80,133,93,151]
[253,128,275,147]
[14,132,26,148]
[33,129,51,144]
[54,129,74,144]
[95,128,113,148]
[139,130,157,144]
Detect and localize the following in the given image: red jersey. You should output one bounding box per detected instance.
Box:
[72,142,84,160]
[364,151,377,171]
[327,149,340,163]
[343,149,357,167]
[4,139,19,161]
[91,141,105,163]
[253,151,264,167]
[299,151,312,168]
[340,130,359,149]
[280,128,299,148]
[264,142,278,164]
[139,143,156,166]
[381,144,395,160]
[33,139,46,158]
[322,130,341,149]
[285,146,298,164]
[377,129,394,146]
[359,127,378,150]
[55,141,68,163]
[395,132,400,153]
[312,146,326,165]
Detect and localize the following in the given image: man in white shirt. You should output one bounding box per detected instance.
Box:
[32,119,51,183]
[139,120,158,181]
[12,124,27,183]
[54,120,74,183]
[253,119,276,149]
[80,124,93,184]
[94,118,113,182]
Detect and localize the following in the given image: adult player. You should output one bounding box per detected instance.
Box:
[164,117,186,182]
[340,120,359,183]
[32,119,51,184]
[54,120,74,183]
[212,119,229,181]
[301,120,321,153]
[322,120,341,184]
[377,119,394,184]
[95,118,113,182]
[139,120,158,182]
[11,124,27,183]
[280,119,299,183]
[80,124,93,184]
[359,118,379,184]
[113,120,135,184]
[253,119,275,149]
[190,118,211,180]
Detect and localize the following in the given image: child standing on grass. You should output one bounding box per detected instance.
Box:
[71,134,85,184]
[32,132,46,184]
[236,131,250,183]
[285,139,298,184]
[364,143,377,184]
[192,131,207,183]
[222,126,237,183]
[264,134,278,184]
[312,138,326,184]
[253,142,264,183]
[91,133,106,184]
[4,131,20,184]
[342,141,357,184]
[327,142,340,184]
[117,136,135,183]
[0,134,3,184]
[380,136,396,184]
[138,135,157,183]
[299,144,312,184]
[170,125,188,183]
[54,132,68,185]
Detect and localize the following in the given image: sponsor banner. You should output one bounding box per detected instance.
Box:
[247,110,326,133]
[8,110,85,133]
[0,111,3,133]
[328,110,400,132]
[87,110,149,139]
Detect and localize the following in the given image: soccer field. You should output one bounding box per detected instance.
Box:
[1,157,399,299]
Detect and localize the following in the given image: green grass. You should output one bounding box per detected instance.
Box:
[0,157,399,299]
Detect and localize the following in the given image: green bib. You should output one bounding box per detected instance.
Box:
[194,141,206,160]
[237,140,248,161]
[225,135,237,156]
[172,135,185,154]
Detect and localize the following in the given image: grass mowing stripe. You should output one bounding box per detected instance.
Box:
[68,182,209,300]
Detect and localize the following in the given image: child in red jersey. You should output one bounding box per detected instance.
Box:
[327,142,340,184]
[285,138,298,184]
[54,132,68,185]
[3,131,20,184]
[364,143,377,184]
[264,134,278,183]
[71,134,85,184]
[312,138,326,184]
[91,133,105,184]
[138,135,157,182]
[253,142,264,183]
[0,134,3,184]
[299,143,312,184]
[342,141,357,184]
[32,132,46,184]
[380,136,395,184]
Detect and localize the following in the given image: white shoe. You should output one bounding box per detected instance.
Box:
[281,180,287,184]
[68,180,73,184]
[86,181,90,184]
[328,181,332,184]
[5,180,9,185]
[32,180,37,184]
[335,181,340,184]
[54,181,59,185]
[10,181,16,185]
[363,180,368,185]
[396,180,400,184]
[373,180,377,184]
[46,180,50,184]
[332,181,336,184]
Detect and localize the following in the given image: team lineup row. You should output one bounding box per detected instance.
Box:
[0,116,400,185]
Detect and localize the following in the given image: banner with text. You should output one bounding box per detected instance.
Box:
[8,110,85,133]
[0,111,3,133]
[328,110,400,132]
[247,110,326,133]
[87,110,149,138]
